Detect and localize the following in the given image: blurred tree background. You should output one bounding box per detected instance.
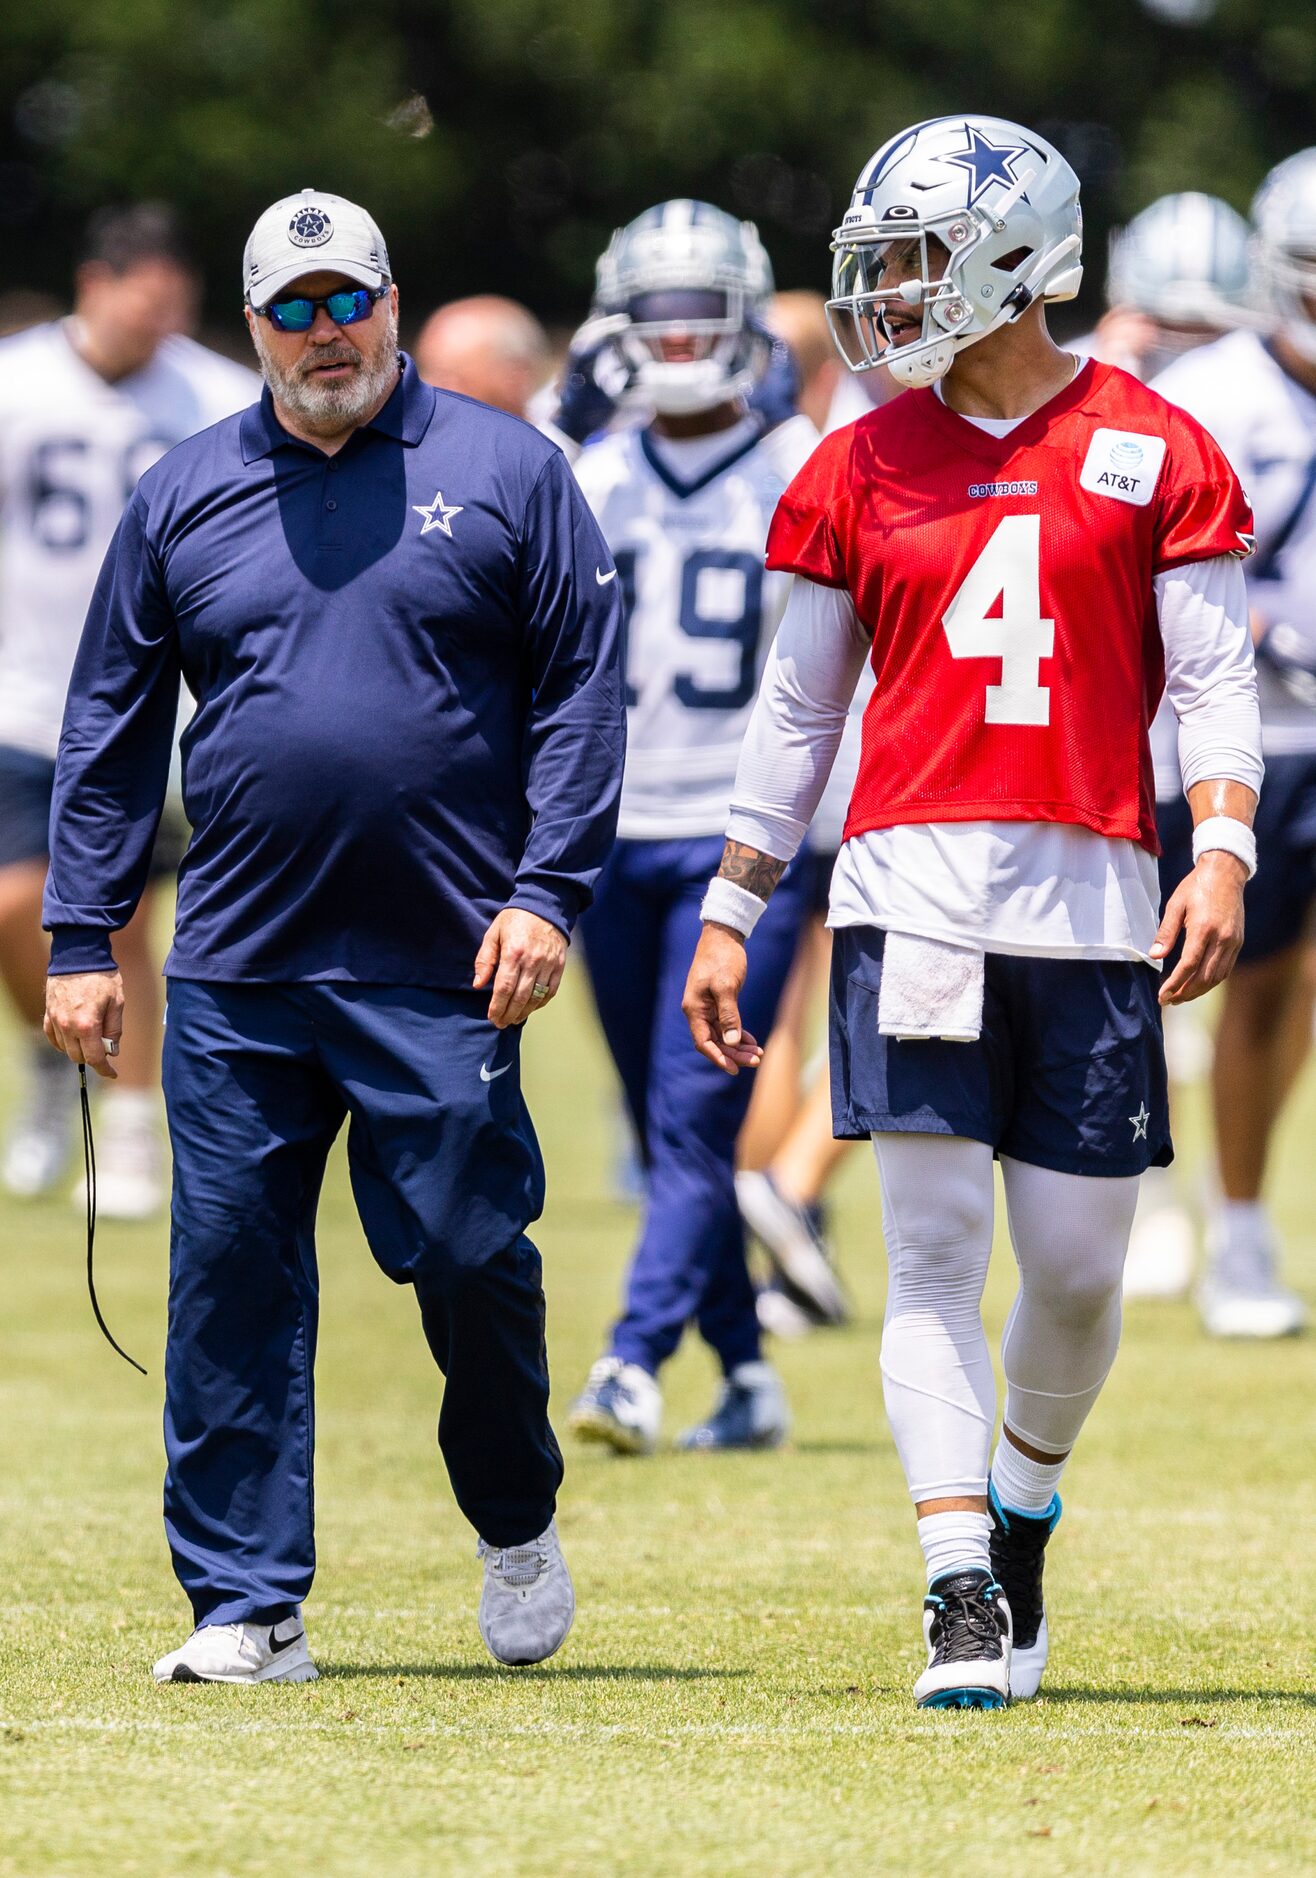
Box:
[1,0,1313,349]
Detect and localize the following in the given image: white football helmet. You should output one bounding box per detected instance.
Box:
[827,114,1083,389]
[593,199,773,415]
[1252,150,1316,364]
[1107,193,1255,329]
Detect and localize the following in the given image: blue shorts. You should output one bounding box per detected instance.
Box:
[829,927,1172,1178]
[1158,753,1316,964]
[0,743,187,876]
[801,848,837,920]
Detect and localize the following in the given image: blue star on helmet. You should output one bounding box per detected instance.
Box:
[944,128,1030,205]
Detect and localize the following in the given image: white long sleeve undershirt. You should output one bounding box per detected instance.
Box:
[726,558,1262,962]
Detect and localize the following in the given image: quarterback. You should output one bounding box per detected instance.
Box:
[684,115,1262,1707]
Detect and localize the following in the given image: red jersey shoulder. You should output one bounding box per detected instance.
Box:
[765,391,923,584]
[1076,364,1254,565]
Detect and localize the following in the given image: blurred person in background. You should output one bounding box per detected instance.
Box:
[1075,192,1256,381]
[1150,153,1316,1338]
[0,204,259,1216]
[559,202,817,1455]
[1075,195,1264,1301]
[414,294,550,418]
[736,289,894,1339]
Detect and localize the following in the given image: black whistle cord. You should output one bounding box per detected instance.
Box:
[78,1065,147,1376]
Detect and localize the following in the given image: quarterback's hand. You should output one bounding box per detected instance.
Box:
[551,313,635,446]
[1152,852,1247,1005]
[44,969,124,1080]
[474,909,567,1029]
[682,923,764,1075]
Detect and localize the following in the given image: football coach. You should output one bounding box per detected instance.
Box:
[41,190,625,1685]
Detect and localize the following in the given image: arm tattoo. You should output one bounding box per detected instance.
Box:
[717,839,787,903]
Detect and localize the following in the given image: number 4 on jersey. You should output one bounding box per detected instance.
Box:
[941,514,1055,726]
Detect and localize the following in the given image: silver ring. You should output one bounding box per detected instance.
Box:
[101,1038,120,1057]
[531,983,550,1001]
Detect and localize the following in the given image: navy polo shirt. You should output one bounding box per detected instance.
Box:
[44,356,625,987]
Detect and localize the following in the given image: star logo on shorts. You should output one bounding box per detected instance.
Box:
[1129,1102,1150,1143]
[413,489,463,538]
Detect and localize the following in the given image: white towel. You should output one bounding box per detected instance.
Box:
[877,932,985,1042]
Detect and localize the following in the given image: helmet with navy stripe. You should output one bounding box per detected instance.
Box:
[593,199,773,415]
[827,114,1083,390]
[1252,150,1316,364]
[1107,192,1254,329]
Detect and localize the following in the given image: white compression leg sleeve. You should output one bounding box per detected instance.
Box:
[997,1156,1140,1456]
[872,1134,997,1503]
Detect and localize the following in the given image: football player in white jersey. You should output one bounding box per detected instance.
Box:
[1074,195,1264,1299]
[561,201,818,1453]
[0,205,260,1213]
[1075,191,1255,380]
[1151,153,1316,1339]
[736,289,883,1336]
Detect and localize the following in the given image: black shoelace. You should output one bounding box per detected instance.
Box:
[931,1584,1004,1665]
[79,1066,146,1375]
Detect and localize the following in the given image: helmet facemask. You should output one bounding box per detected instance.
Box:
[612,286,766,415]
[828,219,987,389]
[1266,246,1316,364]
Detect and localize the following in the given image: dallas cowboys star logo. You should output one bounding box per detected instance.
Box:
[412,490,463,538]
[945,127,1029,205]
[1129,1103,1151,1143]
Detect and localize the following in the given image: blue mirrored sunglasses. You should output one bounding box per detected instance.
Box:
[255,284,388,333]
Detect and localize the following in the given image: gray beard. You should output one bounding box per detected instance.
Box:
[255,302,400,434]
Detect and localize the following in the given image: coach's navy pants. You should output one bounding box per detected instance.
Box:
[161,980,563,1627]
[580,838,808,1378]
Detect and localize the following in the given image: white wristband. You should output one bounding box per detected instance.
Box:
[700,877,767,938]
[1192,815,1257,879]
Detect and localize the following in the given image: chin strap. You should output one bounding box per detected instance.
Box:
[79,1065,147,1376]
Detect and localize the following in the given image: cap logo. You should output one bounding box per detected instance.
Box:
[289,206,333,248]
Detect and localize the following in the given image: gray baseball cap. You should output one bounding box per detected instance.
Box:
[243,188,390,308]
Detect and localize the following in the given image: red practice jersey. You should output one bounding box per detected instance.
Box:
[765,360,1253,853]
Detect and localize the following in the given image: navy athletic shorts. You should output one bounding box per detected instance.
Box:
[1157,753,1316,964]
[0,743,187,876]
[828,926,1172,1178]
[801,848,837,920]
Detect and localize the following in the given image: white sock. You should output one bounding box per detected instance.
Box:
[917,1510,991,1589]
[1213,1199,1270,1261]
[103,1089,157,1129]
[990,1434,1065,1516]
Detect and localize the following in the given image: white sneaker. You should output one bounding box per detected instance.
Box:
[477,1519,575,1666]
[73,1099,165,1220]
[1198,1262,1307,1338]
[2,1049,78,1198]
[913,1570,1012,1711]
[735,1170,848,1324]
[153,1612,317,1683]
[569,1356,662,1454]
[1123,1183,1195,1301]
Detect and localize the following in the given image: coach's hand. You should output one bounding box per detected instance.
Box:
[44,969,124,1080]
[475,909,567,1028]
[682,923,764,1075]
[1152,852,1247,1006]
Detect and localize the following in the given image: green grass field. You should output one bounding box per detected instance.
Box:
[2,961,1315,1877]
